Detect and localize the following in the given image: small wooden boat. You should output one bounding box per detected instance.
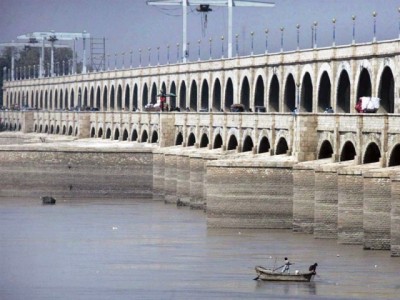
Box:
[254,266,316,282]
[42,196,56,205]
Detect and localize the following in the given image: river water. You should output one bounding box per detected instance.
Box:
[1,198,400,300]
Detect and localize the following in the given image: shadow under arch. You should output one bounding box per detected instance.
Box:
[131,129,138,141]
[276,137,289,155]
[175,132,183,145]
[122,129,129,141]
[106,128,112,139]
[388,144,400,166]
[98,127,103,138]
[227,135,238,151]
[213,133,223,149]
[318,140,334,159]
[114,128,120,140]
[200,133,209,148]
[151,130,158,143]
[141,130,148,143]
[242,135,254,152]
[187,132,196,147]
[258,136,271,154]
[363,142,380,164]
[91,127,96,138]
[340,141,356,161]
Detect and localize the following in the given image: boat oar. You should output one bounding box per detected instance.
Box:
[272,264,285,272]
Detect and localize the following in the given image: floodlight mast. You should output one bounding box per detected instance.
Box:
[146,0,274,61]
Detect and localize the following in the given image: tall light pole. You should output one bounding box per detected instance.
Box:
[280,27,284,52]
[352,15,356,44]
[372,11,377,42]
[313,21,318,48]
[296,24,300,50]
[221,35,225,58]
[250,31,254,55]
[332,18,336,46]
[264,29,268,54]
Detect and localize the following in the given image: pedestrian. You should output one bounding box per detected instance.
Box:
[309,263,318,274]
[281,257,292,273]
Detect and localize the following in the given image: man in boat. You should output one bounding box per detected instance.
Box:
[281,257,292,273]
[309,263,318,274]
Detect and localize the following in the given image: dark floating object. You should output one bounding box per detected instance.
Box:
[42,196,56,205]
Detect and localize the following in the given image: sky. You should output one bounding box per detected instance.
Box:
[0,0,399,67]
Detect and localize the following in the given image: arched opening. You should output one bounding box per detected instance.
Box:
[56,125,60,134]
[68,126,73,136]
[225,78,234,110]
[363,142,380,164]
[212,79,222,111]
[151,82,158,104]
[70,89,75,108]
[75,127,78,136]
[110,86,115,110]
[103,86,108,111]
[340,141,356,161]
[91,127,95,138]
[122,129,129,141]
[179,81,186,110]
[170,82,177,109]
[227,135,238,151]
[284,74,296,112]
[301,73,313,112]
[241,76,250,111]
[276,137,289,155]
[357,68,372,99]
[142,83,148,107]
[318,72,331,112]
[242,136,254,152]
[83,87,88,108]
[269,74,280,112]
[254,76,264,108]
[96,87,101,109]
[151,131,158,143]
[90,87,94,108]
[133,84,138,110]
[114,128,120,140]
[337,70,351,113]
[50,125,54,134]
[190,80,197,111]
[98,127,103,138]
[141,130,148,143]
[200,133,209,148]
[117,85,123,110]
[132,129,138,141]
[106,128,112,139]
[62,125,66,135]
[187,133,196,146]
[64,89,68,110]
[318,140,334,159]
[201,80,209,111]
[124,85,130,111]
[389,144,400,166]
[44,125,48,133]
[213,134,223,149]
[258,136,271,154]
[378,67,395,113]
[175,132,183,145]
[44,91,48,109]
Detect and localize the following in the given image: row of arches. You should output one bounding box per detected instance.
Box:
[5,62,396,113]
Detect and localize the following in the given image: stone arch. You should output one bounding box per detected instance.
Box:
[91,127,96,138]
[141,130,148,143]
[151,82,158,104]
[336,69,351,113]
[106,128,112,139]
[68,125,73,136]
[56,125,60,134]
[200,133,209,148]
[225,77,234,110]
[117,84,123,110]
[142,83,149,107]
[276,137,289,155]
[70,89,75,108]
[240,76,250,111]
[301,72,313,112]
[284,74,296,112]
[169,81,177,109]
[269,74,280,112]
[378,66,395,113]
[114,128,120,140]
[131,129,138,141]
[340,141,356,161]
[83,87,88,108]
[151,130,158,143]
[318,71,332,112]
[227,134,238,151]
[179,81,186,109]
[187,132,196,146]
[242,135,254,152]
[212,78,222,111]
[50,124,54,134]
[200,79,209,111]
[124,84,130,111]
[363,142,381,164]
[318,140,334,159]
[98,127,103,138]
[133,84,138,110]
[258,136,271,154]
[62,125,67,135]
[175,132,184,145]
[110,85,115,110]
[254,75,264,108]
[122,129,129,141]
[189,80,197,111]
[388,144,400,166]
[96,86,101,109]
[89,86,95,108]
[213,133,223,149]
[75,127,78,136]
[103,86,108,111]
[357,67,372,99]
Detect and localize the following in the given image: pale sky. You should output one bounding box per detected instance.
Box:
[0,0,399,66]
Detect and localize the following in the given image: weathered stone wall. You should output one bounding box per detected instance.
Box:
[0,146,153,200]
[152,150,165,200]
[206,156,295,228]
[391,173,400,256]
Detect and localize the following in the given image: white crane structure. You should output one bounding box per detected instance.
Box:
[0,41,69,81]
[16,31,90,77]
[146,0,274,62]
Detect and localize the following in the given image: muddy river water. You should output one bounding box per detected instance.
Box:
[1,198,400,300]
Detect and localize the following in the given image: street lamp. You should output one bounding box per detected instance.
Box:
[280,27,284,52]
[114,53,117,69]
[332,18,336,46]
[198,39,201,61]
[148,47,151,66]
[313,21,318,48]
[372,11,377,42]
[398,7,400,39]
[352,15,356,44]
[209,38,212,59]
[296,24,300,50]
[167,44,170,64]
[221,35,225,58]
[122,52,125,68]
[250,31,254,55]
[176,43,180,62]
[236,34,239,56]
[130,50,133,68]
[265,29,269,54]
[139,49,142,67]
[157,46,160,65]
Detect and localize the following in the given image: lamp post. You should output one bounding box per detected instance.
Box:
[130,50,133,68]
[107,55,110,70]
[198,40,201,61]
[78,90,82,111]
[221,35,225,58]
[250,31,254,55]
[114,53,117,69]
[167,44,170,64]
[352,15,356,44]
[313,21,318,48]
[28,66,31,79]
[265,29,268,54]
[372,11,377,42]
[122,52,125,68]
[186,42,190,60]
[280,27,284,52]
[209,38,212,59]
[139,49,142,67]
[236,34,239,56]
[62,60,65,75]
[148,47,151,66]
[157,46,160,65]
[176,43,180,62]
[296,24,300,50]
[398,7,400,39]
[332,18,336,46]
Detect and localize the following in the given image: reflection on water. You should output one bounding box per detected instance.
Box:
[1,198,400,300]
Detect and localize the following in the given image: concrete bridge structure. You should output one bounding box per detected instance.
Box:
[1,39,400,256]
